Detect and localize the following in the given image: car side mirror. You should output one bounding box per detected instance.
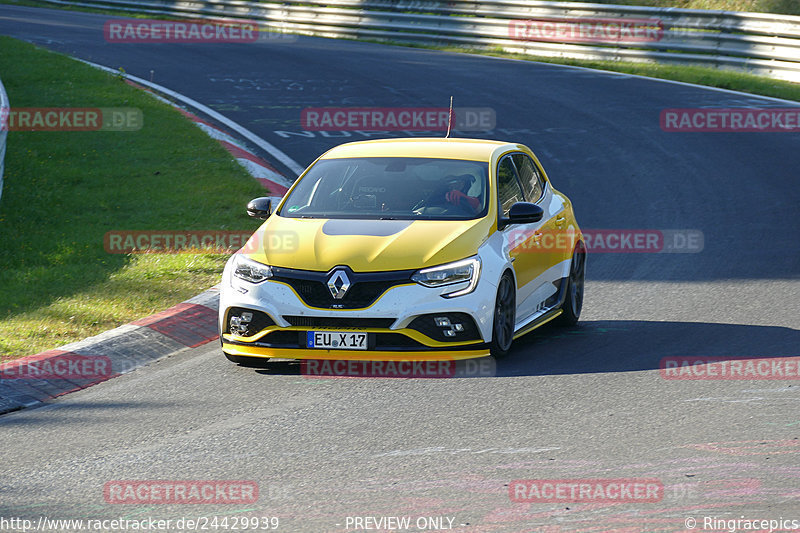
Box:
[499,202,544,230]
[247,197,273,219]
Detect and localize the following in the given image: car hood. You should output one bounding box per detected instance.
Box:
[242,216,492,272]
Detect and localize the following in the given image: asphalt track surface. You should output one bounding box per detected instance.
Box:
[1,6,799,532]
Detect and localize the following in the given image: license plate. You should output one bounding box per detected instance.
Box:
[307,331,368,350]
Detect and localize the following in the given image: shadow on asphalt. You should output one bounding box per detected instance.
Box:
[0,401,171,424]
[504,320,800,377]
[244,320,800,379]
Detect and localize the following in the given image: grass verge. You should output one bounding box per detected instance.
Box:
[0,36,267,359]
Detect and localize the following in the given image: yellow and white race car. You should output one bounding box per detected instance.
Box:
[219,138,585,364]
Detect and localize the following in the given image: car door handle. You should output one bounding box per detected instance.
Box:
[555,216,566,227]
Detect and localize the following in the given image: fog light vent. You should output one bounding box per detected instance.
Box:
[227,308,274,337]
[409,313,481,343]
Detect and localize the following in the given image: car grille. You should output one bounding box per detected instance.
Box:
[283,316,396,328]
[271,266,415,309]
[373,333,427,348]
[260,331,304,348]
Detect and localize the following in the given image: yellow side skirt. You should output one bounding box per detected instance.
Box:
[513,309,563,340]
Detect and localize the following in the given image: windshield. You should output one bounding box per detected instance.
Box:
[278,157,489,220]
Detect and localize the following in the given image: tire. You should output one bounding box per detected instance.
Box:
[490,272,516,359]
[223,352,271,368]
[557,242,586,326]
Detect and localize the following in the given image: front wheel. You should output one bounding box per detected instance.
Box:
[557,243,586,326]
[490,272,516,359]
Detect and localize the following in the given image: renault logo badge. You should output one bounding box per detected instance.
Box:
[327,270,350,299]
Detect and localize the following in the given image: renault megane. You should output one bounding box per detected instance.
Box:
[219,138,585,365]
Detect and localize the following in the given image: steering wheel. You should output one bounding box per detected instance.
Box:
[444,197,477,216]
[412,194,475,216]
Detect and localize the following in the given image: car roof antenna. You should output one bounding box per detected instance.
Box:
[445,96,453,138]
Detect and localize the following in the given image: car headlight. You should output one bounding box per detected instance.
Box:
[232,255,273,284]
[411,256,481,298]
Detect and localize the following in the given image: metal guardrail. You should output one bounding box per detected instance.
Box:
[0,77,8,204]
[43,0,800,82]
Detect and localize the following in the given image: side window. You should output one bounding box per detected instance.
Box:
[497,156,525,218]
[512,153,545,203]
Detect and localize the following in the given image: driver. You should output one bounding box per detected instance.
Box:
[444,174,481,212]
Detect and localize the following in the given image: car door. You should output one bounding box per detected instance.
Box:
[496,153,554,323]
[512,152,570,283]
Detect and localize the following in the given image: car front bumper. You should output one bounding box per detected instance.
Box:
[219,259,497,361]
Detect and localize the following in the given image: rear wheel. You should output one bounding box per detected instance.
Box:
[490,272,516,359]
[557,243,586,326]
[223,352,271,368]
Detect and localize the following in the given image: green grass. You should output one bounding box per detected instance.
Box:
[0,36,267,359]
